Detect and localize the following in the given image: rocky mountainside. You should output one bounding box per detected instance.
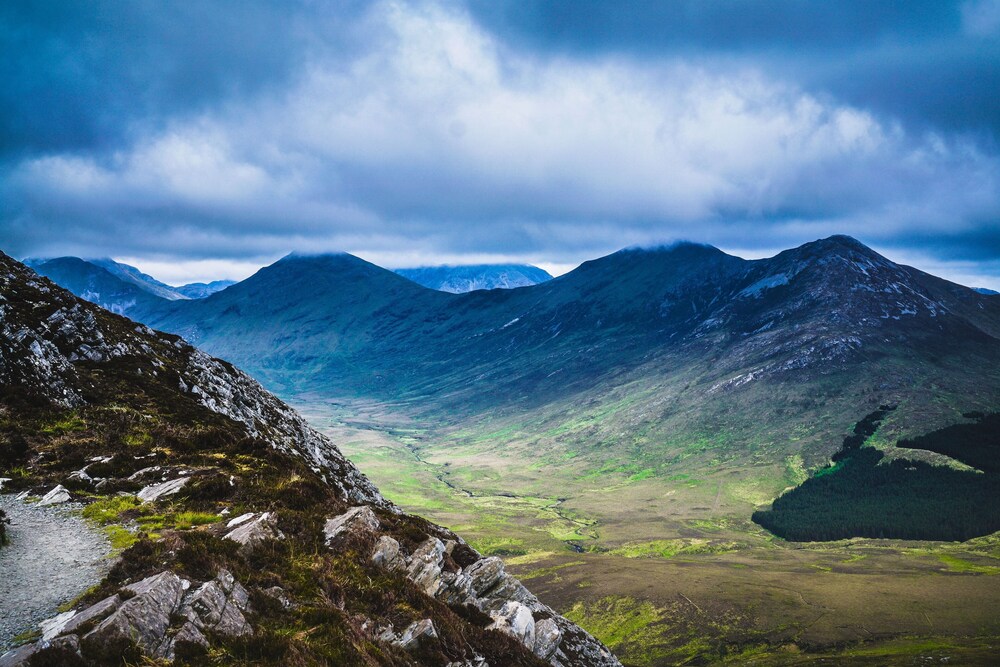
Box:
[0,252,619,666]
[24,257,179,318]
[395,264,553,293]
[88,258,189,301]
[123,236,1000,485]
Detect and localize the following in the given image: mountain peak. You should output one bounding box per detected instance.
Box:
[803,234,879,256]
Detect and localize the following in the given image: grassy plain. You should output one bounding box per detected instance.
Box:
[296,397,1000,666]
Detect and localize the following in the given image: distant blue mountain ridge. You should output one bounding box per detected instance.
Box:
[394,264,552,293]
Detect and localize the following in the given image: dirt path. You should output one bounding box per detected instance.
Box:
[0,496,112,651]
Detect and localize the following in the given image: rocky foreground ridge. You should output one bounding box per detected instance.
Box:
[0,252,619,666]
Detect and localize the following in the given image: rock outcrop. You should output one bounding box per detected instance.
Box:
[2,570,252,666]
[324,507,622,666]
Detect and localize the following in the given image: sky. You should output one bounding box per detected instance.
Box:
[2,1,1000,287]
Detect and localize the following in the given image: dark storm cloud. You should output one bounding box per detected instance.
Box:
[0,0,372,158]
[0,0,999,287]
[466,0,1000,141]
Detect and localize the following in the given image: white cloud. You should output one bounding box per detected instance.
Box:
[5,0,1000,284]
[962,0,1000,35]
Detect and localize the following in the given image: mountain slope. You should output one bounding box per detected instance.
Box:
[396,264,553,293]
[89,258,188,301]
[25,257,175,317]
[0,252,619,666]
[130,237,1000,504]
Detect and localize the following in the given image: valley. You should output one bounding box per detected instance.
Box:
[296,397,1000,666]
[20,236,1000,664]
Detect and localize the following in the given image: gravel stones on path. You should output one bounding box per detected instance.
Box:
[0,496,112,651]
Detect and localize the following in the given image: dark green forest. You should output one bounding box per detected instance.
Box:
[753,412,1000,542]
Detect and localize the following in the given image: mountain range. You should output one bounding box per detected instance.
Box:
[27,238,1000,470]
[24,258,234,317]
[395,264,553,293]
[0,251,618,666]
[9,237,1000,664]
[24,236,1000,526]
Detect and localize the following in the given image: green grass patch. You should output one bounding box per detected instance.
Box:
[938,554,1000,574]
[103,524,139,551]
[468,536,528,556]
[173,511,221,530]
[813,460,844,478]
[564,595,668,662]
[40,414,87,435]
[82,495,141,524]
[608,538,739,559]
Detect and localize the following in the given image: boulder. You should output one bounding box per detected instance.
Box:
[370,535,403,570]
[396,619,438,652]
[35,634,83,664]
[436,569,475,607]
[224,511,283,546]
[38,484,71,505]
[0,644,36,667]
[225,512,255,528]
[464,556,505,597]
[489,601,536,650]
[59,594,121,636]
[178,569,252,638]
[82,571,188,657]
[137,476,189,502]
[323,506,380,544]
[406,538,446,596]
[262,585,294,609]
[171,621,209,652]
[533,618,562,660]
[39,610,77,641]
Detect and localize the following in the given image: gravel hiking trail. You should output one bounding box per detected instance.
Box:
[0,496,112,651]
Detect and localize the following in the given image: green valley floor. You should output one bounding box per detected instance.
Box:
[295,397,1000,666]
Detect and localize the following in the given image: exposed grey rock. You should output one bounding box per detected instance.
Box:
[406,538,446,596]
[465,556,505,596]
[38,485,71,506]
[533,618,562,660]
[0,644,36,667]
[324,506,380,544]
[39,610,76,641]
[489,600,535,649]
[262,586,294,610]
[66,467,93,484]
[38,634,81,659]
[171,621,209,652]
[58,594,121,637]
[445,659,489,667]
[178,569,252,638]
[127,465,161,481]
[436,569,475,607]
[83,571,188,656]
[11,568,262,665]
[225,512,255,529]
[386,536,622,666]
[370,535,403,570]
[136,476,189,502]
[396,619,437,652]
[224,511,283,546]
